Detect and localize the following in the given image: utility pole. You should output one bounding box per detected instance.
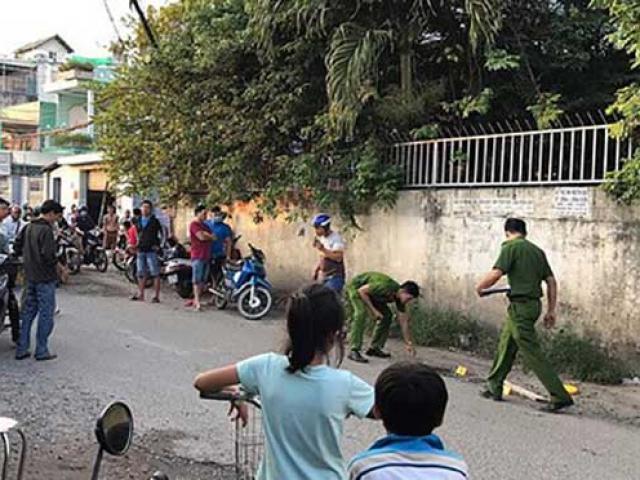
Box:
[129,0,158,48]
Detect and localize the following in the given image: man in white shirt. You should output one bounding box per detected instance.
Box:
[3,205,25,245]
[312,214,346,293]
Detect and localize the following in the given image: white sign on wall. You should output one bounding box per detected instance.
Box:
[553,187,591,218]
[451,197,535,217]
[0,152,11,176]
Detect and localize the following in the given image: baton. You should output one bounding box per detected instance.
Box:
[480,286,511,297]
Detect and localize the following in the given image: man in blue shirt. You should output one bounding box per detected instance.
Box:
[205,206,233,283]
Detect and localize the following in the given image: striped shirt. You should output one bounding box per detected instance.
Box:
[348,434,468,480]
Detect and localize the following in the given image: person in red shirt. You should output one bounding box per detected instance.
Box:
[124,220,138,253]
[189,205,215,310]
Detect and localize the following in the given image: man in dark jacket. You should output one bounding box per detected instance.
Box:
[132,199,163,303]
[14,199,62,361]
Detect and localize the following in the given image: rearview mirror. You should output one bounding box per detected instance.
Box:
[95,402,133,456]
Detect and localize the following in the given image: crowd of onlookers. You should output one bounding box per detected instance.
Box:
[2,197,174,362]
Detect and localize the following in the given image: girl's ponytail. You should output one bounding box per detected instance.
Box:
[285,284,345,373]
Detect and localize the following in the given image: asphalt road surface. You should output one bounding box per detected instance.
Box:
[0,273,638,479]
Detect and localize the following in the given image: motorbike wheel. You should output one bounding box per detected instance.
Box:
[237,286,272,321]
[213,279,228,310]
[126,261,153,288]
[112,250,127,271]
[67,251,81,275]
[125,261,138,284]
[176,279,193,299]
[94,250,109,272]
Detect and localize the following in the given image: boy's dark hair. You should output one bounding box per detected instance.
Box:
[123,220,132,229]
[210,205,222,214]
[41,199,63,215]
[400,281,420,298]
[0,197,9,208]
[194,204,206,215]
[375,362,448,436]
[142,199,153,208]
[504,218,527,236]
[285,284,345,373]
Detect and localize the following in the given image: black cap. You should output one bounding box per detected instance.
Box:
[40,199,64,215]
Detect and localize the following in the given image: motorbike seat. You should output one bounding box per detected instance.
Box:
[225,260,243,271]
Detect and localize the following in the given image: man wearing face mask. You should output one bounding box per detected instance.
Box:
[75,206,96,251]
[205,206,233,284]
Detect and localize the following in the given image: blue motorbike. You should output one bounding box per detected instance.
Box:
[211,243,273,320]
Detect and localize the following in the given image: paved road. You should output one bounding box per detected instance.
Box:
[1,273,639,479]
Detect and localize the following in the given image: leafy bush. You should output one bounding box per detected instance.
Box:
[527,92,563,129]
[408,303,498,358]
[603,150,640,204]
[59,60,95,73]
[52,133,94,149]
[541,328,633,384]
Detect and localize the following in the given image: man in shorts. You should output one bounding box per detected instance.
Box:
[131,200,163,303]
[188,205,215,310]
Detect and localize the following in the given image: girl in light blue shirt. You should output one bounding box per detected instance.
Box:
[195,284,375,480]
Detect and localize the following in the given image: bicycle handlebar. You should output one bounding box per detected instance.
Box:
[199,390,261,408]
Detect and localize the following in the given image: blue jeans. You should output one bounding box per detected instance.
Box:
[323,276,345,294]
[17,281,56,358]
[137,251,160,278]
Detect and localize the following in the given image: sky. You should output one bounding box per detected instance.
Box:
[0,0,170,58]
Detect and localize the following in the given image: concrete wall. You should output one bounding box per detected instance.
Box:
[175,187,640,347]
[49,165,81,207]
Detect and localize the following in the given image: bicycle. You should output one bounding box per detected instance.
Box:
[200,390,263,480]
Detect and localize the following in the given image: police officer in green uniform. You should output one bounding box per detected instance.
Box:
[346,272,420,363]
[477,218,573,412]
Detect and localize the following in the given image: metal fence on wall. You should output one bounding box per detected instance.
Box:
[391,124,633,188]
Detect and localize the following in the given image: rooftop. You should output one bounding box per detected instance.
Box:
[14,35,74,55]
[0,58,36,69]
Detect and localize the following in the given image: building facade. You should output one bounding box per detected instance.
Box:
[0,35,119,215]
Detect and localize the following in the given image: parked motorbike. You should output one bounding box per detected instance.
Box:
[57,230,82,275]
[162,240,193,299]
[127,240,189,290]
[0,254,20,343]
[80,229,109,273]
[211,243,272,320]
[111,227,129,272]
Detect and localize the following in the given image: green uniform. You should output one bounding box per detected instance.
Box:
[346,272,404,351]
[487,237,572,403]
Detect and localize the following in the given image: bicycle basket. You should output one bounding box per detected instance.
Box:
[200,391,264,480]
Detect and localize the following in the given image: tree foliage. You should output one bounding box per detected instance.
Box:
[594,0,640,203]
[95,0,637,221]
